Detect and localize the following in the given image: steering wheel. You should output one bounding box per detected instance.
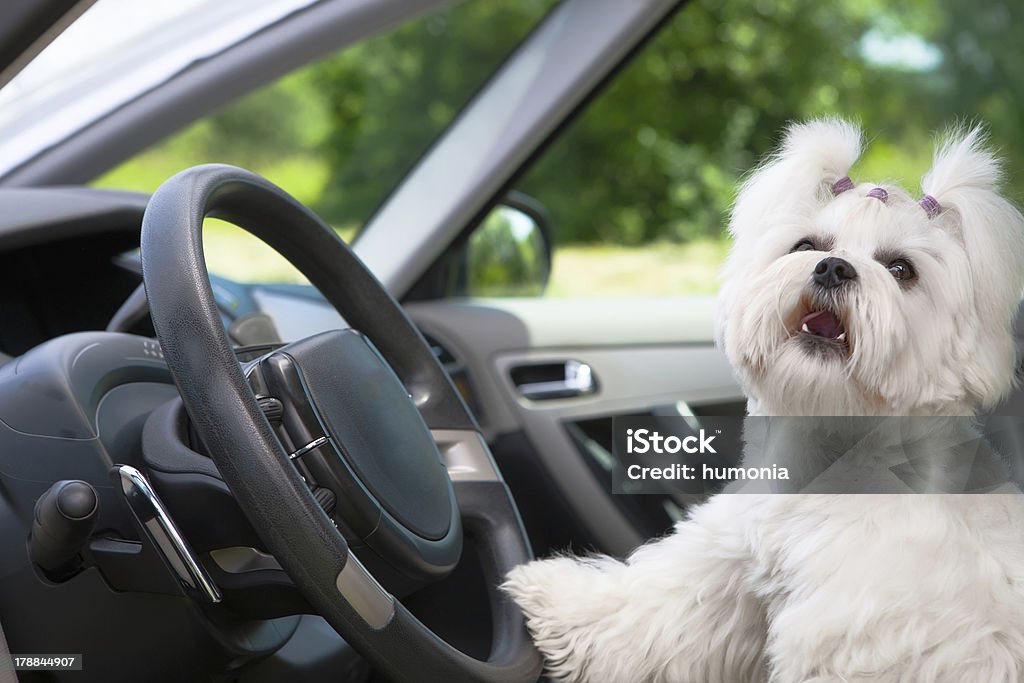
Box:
[140,164,541,682]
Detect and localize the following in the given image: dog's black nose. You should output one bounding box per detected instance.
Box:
[813,257,857,289]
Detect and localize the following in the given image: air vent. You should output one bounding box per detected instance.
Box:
[421,332,457,366]
[419,331,481,419]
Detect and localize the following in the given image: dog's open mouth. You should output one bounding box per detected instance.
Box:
[795,307,850,356]
[800,310,846,342]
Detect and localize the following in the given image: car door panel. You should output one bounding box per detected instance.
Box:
[404,297,743,556]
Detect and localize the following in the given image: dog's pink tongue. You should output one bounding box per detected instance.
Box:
[801,310,844,338]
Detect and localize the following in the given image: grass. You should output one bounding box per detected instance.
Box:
[201,219,357,284]
[547,239,728,298]
[198,227,729,297]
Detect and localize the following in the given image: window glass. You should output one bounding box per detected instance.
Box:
[92,0,557,283]
[504,0,1022,298]
[0,0,318,174]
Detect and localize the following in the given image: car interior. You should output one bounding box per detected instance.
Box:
[0,0,1021,681]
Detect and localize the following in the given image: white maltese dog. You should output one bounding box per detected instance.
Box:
[503,119,1024,682]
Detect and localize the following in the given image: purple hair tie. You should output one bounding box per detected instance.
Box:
[919,194,942,219]
[866,187,888,203]
[831,176,854,195]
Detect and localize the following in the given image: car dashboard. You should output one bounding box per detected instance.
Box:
[0,190,151,359]
[0,188,330,355]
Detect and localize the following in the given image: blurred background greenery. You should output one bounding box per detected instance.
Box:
[93,0,1023,296]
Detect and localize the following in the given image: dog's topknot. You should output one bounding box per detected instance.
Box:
[922,124,1002,201]
[776,117,863,187]
[730,118,863,238]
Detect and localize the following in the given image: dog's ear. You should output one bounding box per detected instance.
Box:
[921,124,1024,407]
[729,118,862,238]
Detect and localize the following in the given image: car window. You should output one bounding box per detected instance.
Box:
[0,0,320,176]
[495,0,1023,299]
[92,0,558,284]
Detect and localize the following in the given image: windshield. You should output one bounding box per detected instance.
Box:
[64,1,556,283]
[0,0,318,176]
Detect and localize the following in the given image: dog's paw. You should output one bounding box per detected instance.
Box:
[502,556,626,682]
[504,557,585,624]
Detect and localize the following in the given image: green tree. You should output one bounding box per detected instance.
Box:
[515,0,948,244]
[308,0,557,225]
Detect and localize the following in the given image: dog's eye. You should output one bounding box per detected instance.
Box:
[790,239,817,253]
[887,259,916,282]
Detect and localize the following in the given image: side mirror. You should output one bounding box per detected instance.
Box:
[406,192,554,300]
[465,193,552,297]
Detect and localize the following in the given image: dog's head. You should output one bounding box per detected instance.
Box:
[718,119,1024,416]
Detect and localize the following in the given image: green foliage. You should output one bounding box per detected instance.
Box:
[516,0,1024,244]
[96,0,1024,250]
[95,67,332,210]
[309,1,557,225]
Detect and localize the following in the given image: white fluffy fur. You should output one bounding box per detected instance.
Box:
[719,120,1024,415]
[503,119,1024,682]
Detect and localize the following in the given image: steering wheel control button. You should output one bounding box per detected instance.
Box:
[289,435,330,460]
[256,351,331,450]
[256,395,284,423]
[313,486,337,514]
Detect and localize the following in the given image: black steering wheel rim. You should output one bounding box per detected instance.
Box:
[140,164,540,682]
